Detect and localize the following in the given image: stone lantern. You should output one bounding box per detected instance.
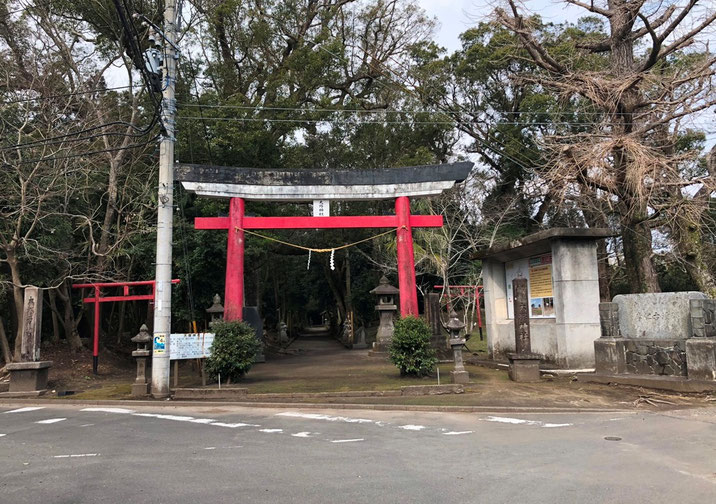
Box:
[446,310,469,384]
[206,294,224,324]
[370,275,400,353]
[130,324,152,397]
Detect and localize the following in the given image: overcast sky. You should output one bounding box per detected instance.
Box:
[418,0,583,51]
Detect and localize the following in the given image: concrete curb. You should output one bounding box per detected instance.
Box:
[0,397,635,414]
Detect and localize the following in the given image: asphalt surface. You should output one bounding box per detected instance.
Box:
[1,402,715,503]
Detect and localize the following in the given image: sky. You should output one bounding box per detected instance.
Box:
[417,0,583,51]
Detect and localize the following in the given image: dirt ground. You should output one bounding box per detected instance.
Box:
[11,335,714,410]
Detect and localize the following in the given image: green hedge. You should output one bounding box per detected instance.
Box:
[205,320,261,383]
[389,316,437,377]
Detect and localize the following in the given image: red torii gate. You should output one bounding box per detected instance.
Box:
[177,162,473,320]
[72,279,180,374]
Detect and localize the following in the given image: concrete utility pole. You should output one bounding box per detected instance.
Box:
[151,0,178,398]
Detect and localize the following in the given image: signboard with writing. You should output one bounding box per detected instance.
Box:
[313,200,330,217]
[169,333,215,360]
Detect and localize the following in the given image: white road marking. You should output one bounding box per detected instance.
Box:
[204,447,216,450]
[484,416,572,428]
[399,425,426,431]
[80,407,134,414]
[291,432,314,438]
[36,418,66,424]
[331,438,364,443]
[210,422,258,428]
[277,412,373,424]
[132,413,196,422]
[443,431,473,435]
[485,416,539,425]
[259,429,283,433]
[0,434,6,437]
[80,424,94,427]
[5,407,45,414]
[54,453,100,458]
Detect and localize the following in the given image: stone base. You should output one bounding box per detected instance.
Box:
[132,382,150,397]
[6,361,52,393]
[579,373,716,393]
[594,339,625,374]
[254,352,266,364]
[686,338,716,381]
[0,390,47,398]
[173,387,248,400]
[352,342,368,350]
[372,341,390,353]
[507,353,541,382]
[401,384,464,396]
[451,370,470,384]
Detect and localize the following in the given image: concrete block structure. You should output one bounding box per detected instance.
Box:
[476,228,613,369]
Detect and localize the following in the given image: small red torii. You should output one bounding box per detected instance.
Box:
[72,279,179,374]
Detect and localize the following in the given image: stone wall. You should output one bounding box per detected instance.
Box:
[623,340,687,376]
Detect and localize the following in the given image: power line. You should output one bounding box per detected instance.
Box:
[1,85,137,105]
[2,136,158,166]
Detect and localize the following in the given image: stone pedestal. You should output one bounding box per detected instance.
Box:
[686,338,716,381]
[132,349,151,397]
[5,361,52,393]
[373,305,396,353]
[507,353,541,382]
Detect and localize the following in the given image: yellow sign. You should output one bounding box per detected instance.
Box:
[529,264,553,298]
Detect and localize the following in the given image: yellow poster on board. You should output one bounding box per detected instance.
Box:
[529,264,553,298]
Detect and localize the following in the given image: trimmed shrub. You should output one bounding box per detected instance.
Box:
[389,316,437,377]
[205,320,261,383]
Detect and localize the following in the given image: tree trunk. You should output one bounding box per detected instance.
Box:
[48,289,61,344]
[7,250,24,360]
[672,213,716,297]
[0,316,12,365]
[117,301,126,345]
[596,239,611,301]
[621,216,660,293]
[57,281,84,352]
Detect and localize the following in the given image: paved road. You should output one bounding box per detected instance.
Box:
[1,402,715,503]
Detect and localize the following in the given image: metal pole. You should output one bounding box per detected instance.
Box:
[151,0,177,398]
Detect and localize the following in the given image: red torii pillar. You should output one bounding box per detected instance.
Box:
[197,196,433,320]
[395,196,419,317]
[225,197,245,320]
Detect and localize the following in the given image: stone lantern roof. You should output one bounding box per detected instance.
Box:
[370,275,400,296]
[206,294,224,314]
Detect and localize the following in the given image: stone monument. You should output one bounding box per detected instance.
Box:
[4,286,53,395]
[370,276,399,354]
[507,278,542,382]
[131,324,152,397]
[426,292,449,358]
[353,326,368,349]
[594,292,716,385]
[446,310,469,384]
[243,306,265,363]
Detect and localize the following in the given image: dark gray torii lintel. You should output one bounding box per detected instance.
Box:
[175,161,473,201]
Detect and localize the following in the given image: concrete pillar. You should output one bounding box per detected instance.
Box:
[552,239,601,368]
